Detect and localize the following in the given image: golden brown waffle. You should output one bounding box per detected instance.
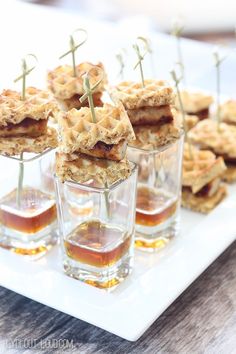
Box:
[222,164,236,183]
[58,103,135,153]
[47,62,107,100]
[182,184,227,213]
[0,127,57,156]
[56,152,131,185]
[220,100,236,125]
[110,80,174,110]
[175,90,213,114]
[129,119,182,150]
[189,119,236,160]
[0,87,57,127]
[182,144,226,193]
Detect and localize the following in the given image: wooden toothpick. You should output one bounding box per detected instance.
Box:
[133,38,148,87]
[80,69,110,218]
[14,54,37,101]
[80,70,104,123]
[137,36,156,77]
[16,153,24,208]
[171,18,185,84]
[59,28,88,77]
[14,54,37,207]
[170,67,193,158]
[213,48,226,131]
[116,49,126,80]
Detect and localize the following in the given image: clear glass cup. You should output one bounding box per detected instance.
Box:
[127,132,184,251]
[54,163,138,290]
[0,149,58,258]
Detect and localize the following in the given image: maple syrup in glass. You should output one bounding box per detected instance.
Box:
[127,132,184,251]
[55,163,138,290]
[64,220,131,268]
[136,186,178,227]
[135,185,179,250]
[0,149,58,258]
[0,188,56,234]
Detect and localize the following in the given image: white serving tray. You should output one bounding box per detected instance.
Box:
[0,185,235,341]
[0,0,236,342]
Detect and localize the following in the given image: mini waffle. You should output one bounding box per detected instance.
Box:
[58,103,135,154]
[182,144,226,194]
[0,127,58,156]
[110,80,174,110]
[189,119,236,161]
[0,87,56,128]
[220,100,236,125]
[175,90,213,119]
[129,118,182,150]
[56,152,131,185]
[182,185,227,213]
[47,62,107,100]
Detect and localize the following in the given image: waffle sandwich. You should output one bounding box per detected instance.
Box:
[47,62,107,111]
[189,118,236,183]
[56,103,135,185]
[0,87,56,137]
[58,103,135,159]
[0,87,58,155]
[110,80,181,149]
[175,90,213,120]
[182,144,227,213]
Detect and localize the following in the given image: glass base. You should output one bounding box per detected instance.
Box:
[0,223,58,260]
[63,251,133,290]
[135,216,179,252]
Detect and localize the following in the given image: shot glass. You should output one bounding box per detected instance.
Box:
[127,132,184,251]
[54,163,138,290]
[0,149,58,258]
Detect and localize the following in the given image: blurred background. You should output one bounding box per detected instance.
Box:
[23,0,236,45]
[1,0,235,95]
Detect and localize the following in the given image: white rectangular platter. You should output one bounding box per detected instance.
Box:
[0,0,236,342]
[0,185,235,341]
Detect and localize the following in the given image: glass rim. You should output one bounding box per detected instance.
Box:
[128,128,184,154]
[0,147,55,163]
[54,161,138,193]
